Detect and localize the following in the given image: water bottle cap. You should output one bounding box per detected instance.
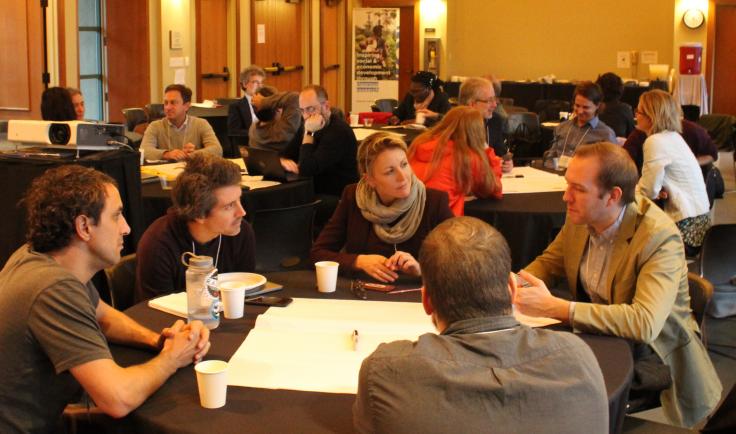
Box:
[181,251,214,269]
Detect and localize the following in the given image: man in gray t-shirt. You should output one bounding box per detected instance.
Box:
[0,165,211,433]
[353,217,608,434]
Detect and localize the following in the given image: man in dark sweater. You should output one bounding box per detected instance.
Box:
[136,154,256,302]
[280,85,358,196]
[280,84,359,225]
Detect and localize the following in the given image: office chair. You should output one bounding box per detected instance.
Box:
[250,200,320,272]
[105,254,137,311]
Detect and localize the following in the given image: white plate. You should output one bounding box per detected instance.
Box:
[218,272,267,293]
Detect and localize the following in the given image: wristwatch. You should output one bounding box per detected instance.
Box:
[305,130,315,137]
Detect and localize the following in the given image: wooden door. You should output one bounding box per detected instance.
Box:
[196,0,229,101]
[320,0,340,104]
[712,4,736,115]
[106,0,150,123]
[0,0,44,120]
[251,0,304,92]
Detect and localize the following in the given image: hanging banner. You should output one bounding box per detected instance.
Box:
[351,8,400,114]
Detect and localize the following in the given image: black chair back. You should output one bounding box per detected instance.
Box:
[216,98,239,106]
[250,200,320,272]
[533,99,571,123]
[371,99,398,113]
[505,111,542,161]
[105,253,137,311]
[145,103,165,121]
[122,108,147,132]
[687,272,713,344]
[699,224,736,318]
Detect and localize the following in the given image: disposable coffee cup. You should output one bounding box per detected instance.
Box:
[363,117,374,128]
[219,281,246,319]
[315,261,339,293]
[350,113,360,126]
[195,360,228,409]
[415,112,426,125]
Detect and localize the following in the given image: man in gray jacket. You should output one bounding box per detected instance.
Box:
[142,84,222,161]
[353,217,609,434]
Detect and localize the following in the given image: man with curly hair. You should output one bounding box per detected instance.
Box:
[0,165,210,433]
[136,153,256,302]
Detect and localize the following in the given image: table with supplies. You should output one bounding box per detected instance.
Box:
[108,270,632,434]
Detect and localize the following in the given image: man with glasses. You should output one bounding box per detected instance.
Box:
[228,65,266,148]
[459,77,513,172]
[281,85,358,222]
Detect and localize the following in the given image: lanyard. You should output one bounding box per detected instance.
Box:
[561,123,591,156]
[192,234,223,269]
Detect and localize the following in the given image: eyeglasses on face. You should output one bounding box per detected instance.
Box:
[298,103,324,115]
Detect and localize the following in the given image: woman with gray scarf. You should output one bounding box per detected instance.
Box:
[311,132,453,282]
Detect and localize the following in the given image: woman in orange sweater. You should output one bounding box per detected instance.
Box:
[408,106,502,216]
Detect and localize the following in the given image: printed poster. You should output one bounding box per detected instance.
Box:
[351,8,400,114]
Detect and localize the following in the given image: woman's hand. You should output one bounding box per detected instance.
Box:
[386,251,421,277]
[387,115,400,126]
[355,254,398,282]
[416,108,439,119]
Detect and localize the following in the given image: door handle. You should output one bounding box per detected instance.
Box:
[323,64,340,71]
[202,66,230,82]
[263,62,305,76]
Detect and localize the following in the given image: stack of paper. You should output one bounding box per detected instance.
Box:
[227,298,560,394]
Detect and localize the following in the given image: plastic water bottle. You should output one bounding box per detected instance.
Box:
[181,252,220,330]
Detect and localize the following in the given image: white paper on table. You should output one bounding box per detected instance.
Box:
[227,298,560,394]
[501,166,567,194]
[148,292,188,318]
[241,180,281,190]
[351,128,404,141]
[229,158,247,172]
[140,162,186,181]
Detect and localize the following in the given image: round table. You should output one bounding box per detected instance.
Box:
[465,191,566,271]
[111,270,632,434]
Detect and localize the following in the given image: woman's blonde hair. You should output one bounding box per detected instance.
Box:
[409,106,497,196]
[638,89,682,135]
[357,132,408,177]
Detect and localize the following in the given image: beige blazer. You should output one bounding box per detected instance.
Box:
[525,196,721,427]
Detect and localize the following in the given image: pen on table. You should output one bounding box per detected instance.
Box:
[502,174,524,178]
[388,287,422,295]
[352,329,359,351]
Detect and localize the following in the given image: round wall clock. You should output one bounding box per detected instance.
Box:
[683,9,705,29]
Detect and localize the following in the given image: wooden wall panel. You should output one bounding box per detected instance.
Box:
[320,0,340,103]
[712,4,736,115]
[0,0,43,119]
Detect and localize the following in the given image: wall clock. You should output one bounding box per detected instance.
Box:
[683,9,705,29]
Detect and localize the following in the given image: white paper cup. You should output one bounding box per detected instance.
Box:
[415,112,426,125]
[219,281,246,319]
[363,117,374,127]
[315,261,339,293]
[350,113,360,126]
[195,360,228,409]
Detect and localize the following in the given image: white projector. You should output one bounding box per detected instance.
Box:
[7,120,126,150]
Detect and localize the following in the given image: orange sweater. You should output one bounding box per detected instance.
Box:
[409,138,503,216]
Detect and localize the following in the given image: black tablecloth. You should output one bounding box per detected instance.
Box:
[110,270,632,434]
[141,178,314,230]
[0,149,144,266]
[465,191,566,270]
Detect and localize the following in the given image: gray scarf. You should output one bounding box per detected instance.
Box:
[356,174,426,245]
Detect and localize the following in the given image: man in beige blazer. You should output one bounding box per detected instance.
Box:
[515,142,721,428]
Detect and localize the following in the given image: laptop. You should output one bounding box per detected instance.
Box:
[243,146,299,182]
